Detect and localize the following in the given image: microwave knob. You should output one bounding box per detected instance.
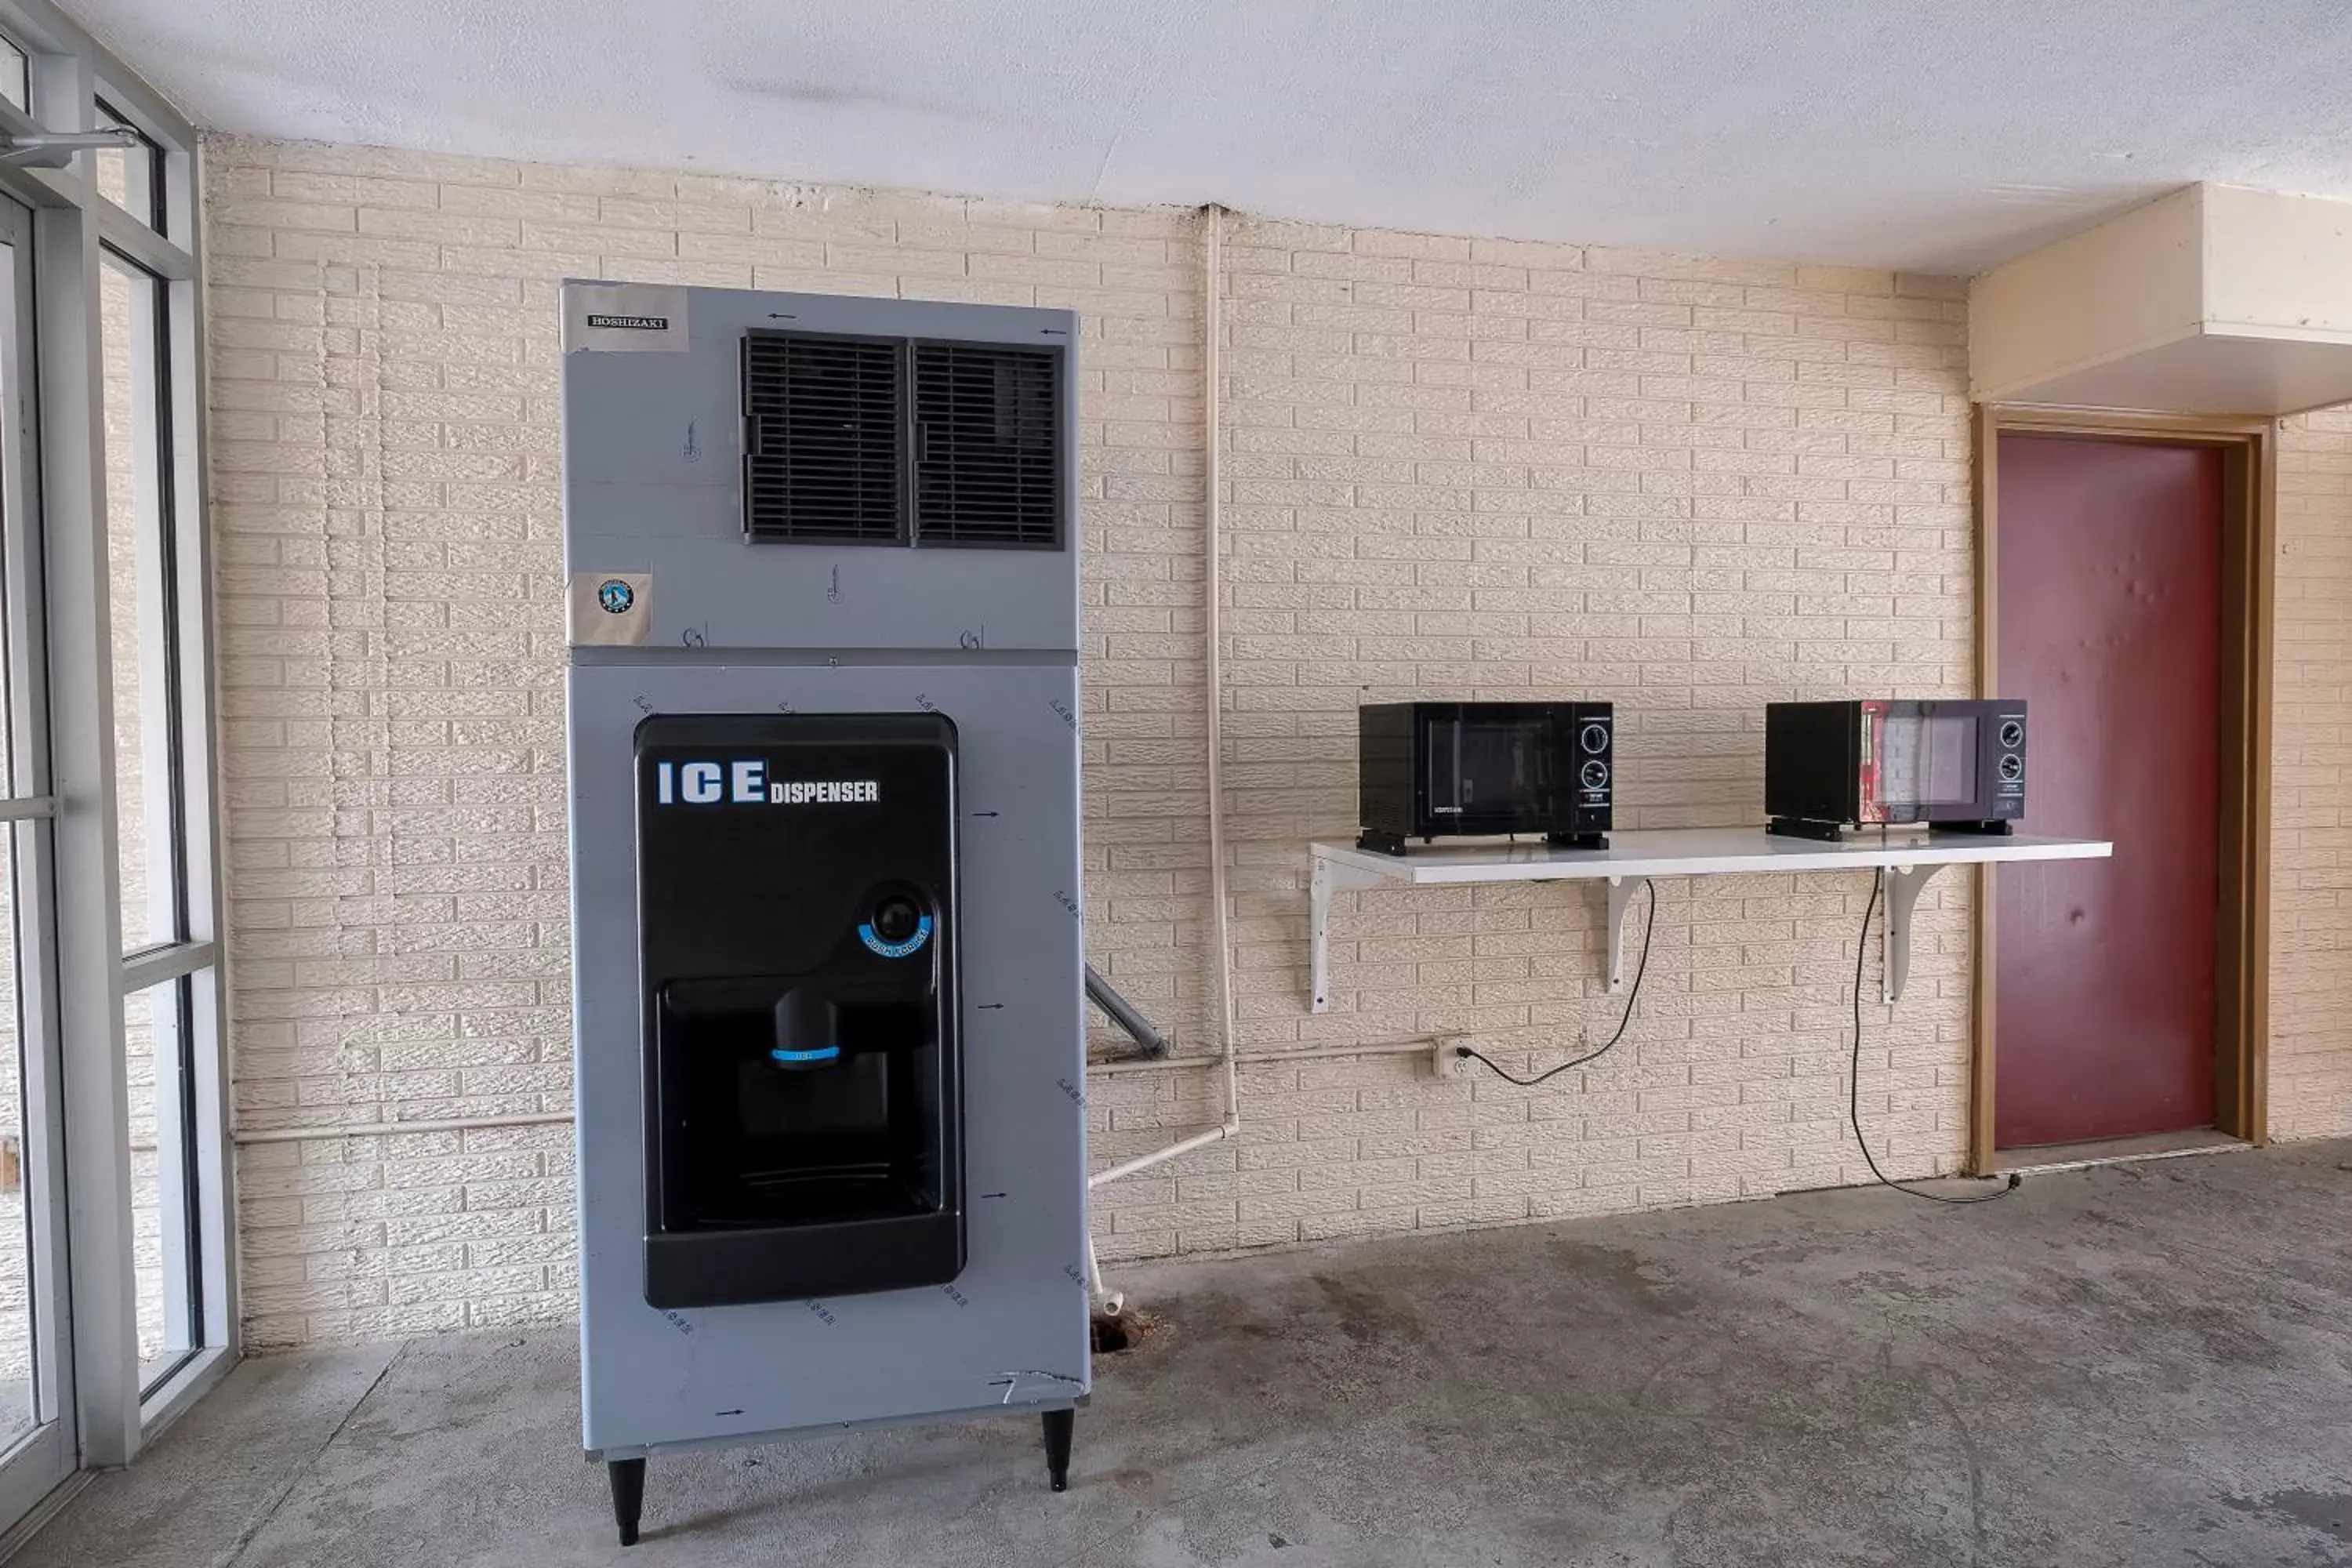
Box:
[1580,723,1610,754]
[1998,719,2024,750]
[1998,753,2024,782]
[1580,759,1610,790]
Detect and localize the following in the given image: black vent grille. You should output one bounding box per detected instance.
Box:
[742,332,905,543]
[911,343,1062,549]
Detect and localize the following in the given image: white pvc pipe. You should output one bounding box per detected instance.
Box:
[1081,207,1243,1316]
[1088,1036,1437,1076]
[232,1109,573,1145]
[1087,1122,1233,1189]
[1085,1231,1124,1317]
[1202,201,1240,1133]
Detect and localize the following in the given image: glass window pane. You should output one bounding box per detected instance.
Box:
[101,254,183,953]
[0,827,33,1443]
[93,101,160,234]
[126,974,198,1385]
[0,41,24,116]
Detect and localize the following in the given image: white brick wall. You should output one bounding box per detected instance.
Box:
[201,134,2352,1352]
[2271,408,2352,1138]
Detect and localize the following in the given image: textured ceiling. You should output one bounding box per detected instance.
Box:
[62,0,2352,272]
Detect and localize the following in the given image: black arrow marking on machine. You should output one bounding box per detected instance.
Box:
[767,313,797,321]
[971,811,1000,818]
[714,1408,744,1417]
[979,1191,1007,1200]
[978,1002,1005,1011]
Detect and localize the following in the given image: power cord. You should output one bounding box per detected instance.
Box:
[1454,871,2026,1214]
[1847,873,2020,1205]
[1457,878,1654,1086]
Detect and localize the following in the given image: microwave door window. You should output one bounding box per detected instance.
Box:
[1462,721,1547,818]
[1411,719,1543,827]
[1881,714,1979,808]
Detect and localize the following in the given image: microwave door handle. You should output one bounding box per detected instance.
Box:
[1427,720,1453,817]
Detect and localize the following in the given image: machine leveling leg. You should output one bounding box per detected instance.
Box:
[608,1457,646,1547]
[1042,1408,1074,1492]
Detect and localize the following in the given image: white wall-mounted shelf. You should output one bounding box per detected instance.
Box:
[1308,827,2114,1013]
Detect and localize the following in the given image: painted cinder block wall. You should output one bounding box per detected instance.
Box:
[200,135,2352,1351]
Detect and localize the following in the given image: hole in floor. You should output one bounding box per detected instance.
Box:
[1092,1308,1164,1355]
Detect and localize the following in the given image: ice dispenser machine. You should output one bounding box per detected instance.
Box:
[564,284,1089,1545]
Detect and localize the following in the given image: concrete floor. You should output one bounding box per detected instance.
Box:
[20,1140,2352,1568]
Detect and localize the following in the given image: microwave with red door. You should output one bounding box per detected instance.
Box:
[1764,699,2026,840]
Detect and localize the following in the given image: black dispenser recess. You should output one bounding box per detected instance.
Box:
[633,712,963,1308]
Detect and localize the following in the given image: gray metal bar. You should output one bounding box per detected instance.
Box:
[37,49,140,1465]
[117,938,218,995]
[1084,963,1171,1060]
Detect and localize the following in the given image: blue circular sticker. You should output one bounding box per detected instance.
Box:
[597,579,634,615]
[858,915,934,960]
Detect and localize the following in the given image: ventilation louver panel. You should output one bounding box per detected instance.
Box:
[741,332,905,543]
[911,342,1062,549]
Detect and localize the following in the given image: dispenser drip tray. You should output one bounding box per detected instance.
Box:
[717,1166,937,1229]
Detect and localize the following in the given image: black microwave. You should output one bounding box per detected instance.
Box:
[1357,702,1613,855]
[1765,699,2026,840]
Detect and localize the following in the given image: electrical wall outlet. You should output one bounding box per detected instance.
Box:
[1429,1037,1473,1080]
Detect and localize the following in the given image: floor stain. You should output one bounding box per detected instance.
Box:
[1309,1272,1428,1347]
[1548,1241,1702,1317]
[2219,1490,2352,1542]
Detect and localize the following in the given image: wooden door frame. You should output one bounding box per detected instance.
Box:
[1970,405,2276,1171]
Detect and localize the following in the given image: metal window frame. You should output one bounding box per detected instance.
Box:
[100,249,187,960]
[0,176,75,1534]
[0,34,27,118]
[90,98,163,239]
[0,0,231,1483]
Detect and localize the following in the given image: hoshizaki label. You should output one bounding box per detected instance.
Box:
[564,284,688,353]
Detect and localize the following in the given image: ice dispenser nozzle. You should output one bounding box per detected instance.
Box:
[770,989,841,1069]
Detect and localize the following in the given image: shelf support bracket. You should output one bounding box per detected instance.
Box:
[1606,876,1636,994]
[1310,853,1334,1014]
[1307,851,1391,1014]
[1879,861,1947,1005]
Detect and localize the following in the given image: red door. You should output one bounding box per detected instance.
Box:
[1994,434,2221,1148]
